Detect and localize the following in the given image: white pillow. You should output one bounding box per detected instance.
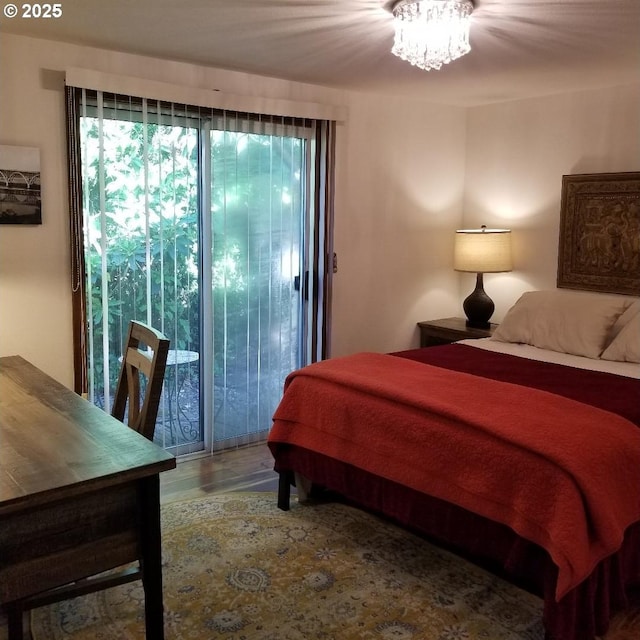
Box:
[492,290,630,359]
[601,301,640,363]
[605,299,640,342]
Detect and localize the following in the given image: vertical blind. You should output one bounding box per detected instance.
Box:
[66,85,335,455]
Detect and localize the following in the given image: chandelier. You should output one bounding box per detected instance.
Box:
[390,0,474,71]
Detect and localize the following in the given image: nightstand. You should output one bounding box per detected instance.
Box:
[417,317,497,348]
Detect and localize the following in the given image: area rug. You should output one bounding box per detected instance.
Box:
[17,492,546,640]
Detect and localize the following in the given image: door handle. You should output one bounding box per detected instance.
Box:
[293,271,310,300]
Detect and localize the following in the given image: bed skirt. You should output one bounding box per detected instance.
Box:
[271,444,640,640]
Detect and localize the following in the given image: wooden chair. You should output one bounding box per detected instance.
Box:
[111,320,170,441]
[4,321,170,639]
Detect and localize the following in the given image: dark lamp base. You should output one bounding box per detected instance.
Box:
[463,273,495,328]
[465,319,491,329]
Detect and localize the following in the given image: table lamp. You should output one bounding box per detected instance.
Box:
[454,225,512,327]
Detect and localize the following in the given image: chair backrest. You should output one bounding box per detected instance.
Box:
[111,321,170,441]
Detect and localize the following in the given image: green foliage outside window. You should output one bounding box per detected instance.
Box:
[81,115,303,420]
[82,118,200,402]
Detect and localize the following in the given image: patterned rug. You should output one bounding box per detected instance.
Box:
[20,493,549,639]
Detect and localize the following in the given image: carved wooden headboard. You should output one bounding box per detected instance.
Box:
[557,172,640,296]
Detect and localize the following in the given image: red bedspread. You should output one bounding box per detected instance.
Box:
[269,351,640,600]
[395,344,640,426]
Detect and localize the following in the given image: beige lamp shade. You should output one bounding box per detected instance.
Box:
[454,227,512,273]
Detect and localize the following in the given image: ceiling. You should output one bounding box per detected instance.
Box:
[1,0,639,106]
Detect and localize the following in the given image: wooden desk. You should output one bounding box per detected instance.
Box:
[0,355,176,639]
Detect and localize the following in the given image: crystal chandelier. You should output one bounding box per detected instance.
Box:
[390,0,474,71]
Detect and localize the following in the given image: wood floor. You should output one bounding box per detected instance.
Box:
[160,443,640,639]
[160,442,282,503]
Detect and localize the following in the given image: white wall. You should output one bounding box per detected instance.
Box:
[331,93,465,357]
[463,84,640,321]
[0,34,465,386]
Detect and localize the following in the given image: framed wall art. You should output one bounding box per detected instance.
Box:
[0,145,42,225]
[557,171,640,296]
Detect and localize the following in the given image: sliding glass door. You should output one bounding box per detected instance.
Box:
[76,92,329,456]
[205,124,305,448]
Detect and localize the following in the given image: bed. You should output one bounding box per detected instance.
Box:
[268,290,640,640]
